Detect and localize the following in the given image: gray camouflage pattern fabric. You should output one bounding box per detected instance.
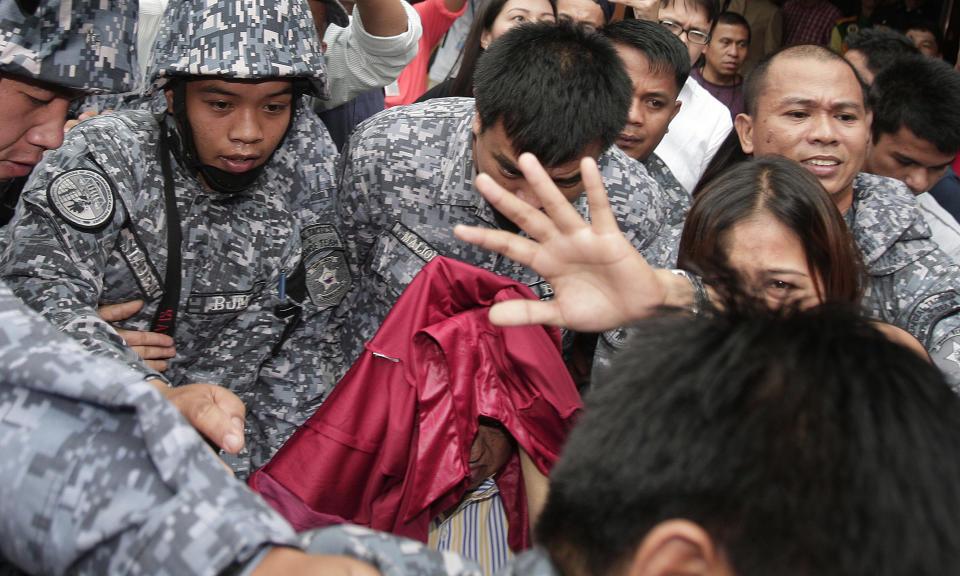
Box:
[0,0,345,478]
[0,0,138,93]
[591,153,690,382]
[0,282,297,575]
[146,0,330,99]
[297,525,483,576]
[0,104,344,478]
[330,97,679,365]
[0,281,487,575]
[849,173,960,391]
[495,548,561,576]
[643,152,690,265]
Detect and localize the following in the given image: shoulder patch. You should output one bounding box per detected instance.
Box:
[47,168,116,230]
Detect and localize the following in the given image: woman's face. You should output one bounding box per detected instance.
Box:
[481,0,556,48]
[724,211,825,309]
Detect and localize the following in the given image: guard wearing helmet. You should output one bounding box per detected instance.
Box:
[0,0,138,223]
[0,0,349,476]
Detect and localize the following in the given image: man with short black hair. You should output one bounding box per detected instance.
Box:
[691,11,750,119]
[537,306,960,576]
[843,26,919,84]
[905,18,942,58]
[648,0,733,193]
[864,54,960,260]
[733,44,960,387]
[332,21,677,367]
[603,20,689,235]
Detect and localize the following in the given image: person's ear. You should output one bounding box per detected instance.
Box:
[164,87,175,112]
[480,28,492,50]
[669,100,682,128]
[733,112,754,155]
[625,519,734,576]
[472,107,483,138]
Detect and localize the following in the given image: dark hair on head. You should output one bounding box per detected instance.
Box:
[904,17,941,50]
[474,21,631,165]
[660,0,721,25]
[538,304,960,576]
[743,44,869,117]
[602,18,690,95]
[448,0,558,98]
[680,156,864,304]
[845,27,919,78]
[870,54,960,155]
[713,10,751,43]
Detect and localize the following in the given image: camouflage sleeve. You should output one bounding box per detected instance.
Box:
[336,121,390,279]
[494,547,562,576]
[888,250,960,392]
[0,283,298,575]
[0,117,158,381]
[292,525,483,576]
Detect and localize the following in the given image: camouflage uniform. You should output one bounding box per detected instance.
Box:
[588,153,691,382]
[0,0,138,94]
[643,152,690,266]
[0,0,347,476]
[0,280,480,575]
[332,98,678,365]
[0,0,139,226]
[849,174,960,391]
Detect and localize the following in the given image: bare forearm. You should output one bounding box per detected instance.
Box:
[354,0,408,37]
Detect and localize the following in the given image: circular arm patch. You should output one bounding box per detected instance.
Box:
[46,168,116,231]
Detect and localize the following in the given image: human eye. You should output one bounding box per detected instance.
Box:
[499,164,522,179]
[207,100,232,111]
[510,14,526,22]
[647,97,666,109]
[766,279,796,299]
[689,30,710,44]
[836,112,858,123]
[264,102,289,113]
[785,110,809,120]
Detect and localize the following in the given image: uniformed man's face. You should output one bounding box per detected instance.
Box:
[734,55,871,212]
[865,126,955,195]
[0,75,74,181]
[614,46,682,163]
[168,78,293,175]
[472,115,603,208]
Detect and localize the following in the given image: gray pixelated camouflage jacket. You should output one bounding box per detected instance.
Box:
[0,0,347,476]
[850,173,960,391]
[331,98,680,365]
[0,281,481,575]
[0,108,344,476]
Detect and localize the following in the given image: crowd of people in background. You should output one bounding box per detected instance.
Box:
[3,0,960,574]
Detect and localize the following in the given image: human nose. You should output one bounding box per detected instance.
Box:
[905,166,938,194]
[25,98,69,152]
[229,108,264,143]
[627,97,644,126]
[808,113,838,145]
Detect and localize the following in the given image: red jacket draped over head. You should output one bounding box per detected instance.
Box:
[249,256,582,550]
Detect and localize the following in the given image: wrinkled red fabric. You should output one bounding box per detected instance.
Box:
[249,256,582,551]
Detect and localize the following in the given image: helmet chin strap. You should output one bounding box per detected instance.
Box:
[170,81,296,194]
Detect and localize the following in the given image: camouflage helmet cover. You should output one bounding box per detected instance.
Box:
[0,0,139,93]
[148,0,330,99]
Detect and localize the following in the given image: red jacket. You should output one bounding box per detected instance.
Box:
[249,256,582,550]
